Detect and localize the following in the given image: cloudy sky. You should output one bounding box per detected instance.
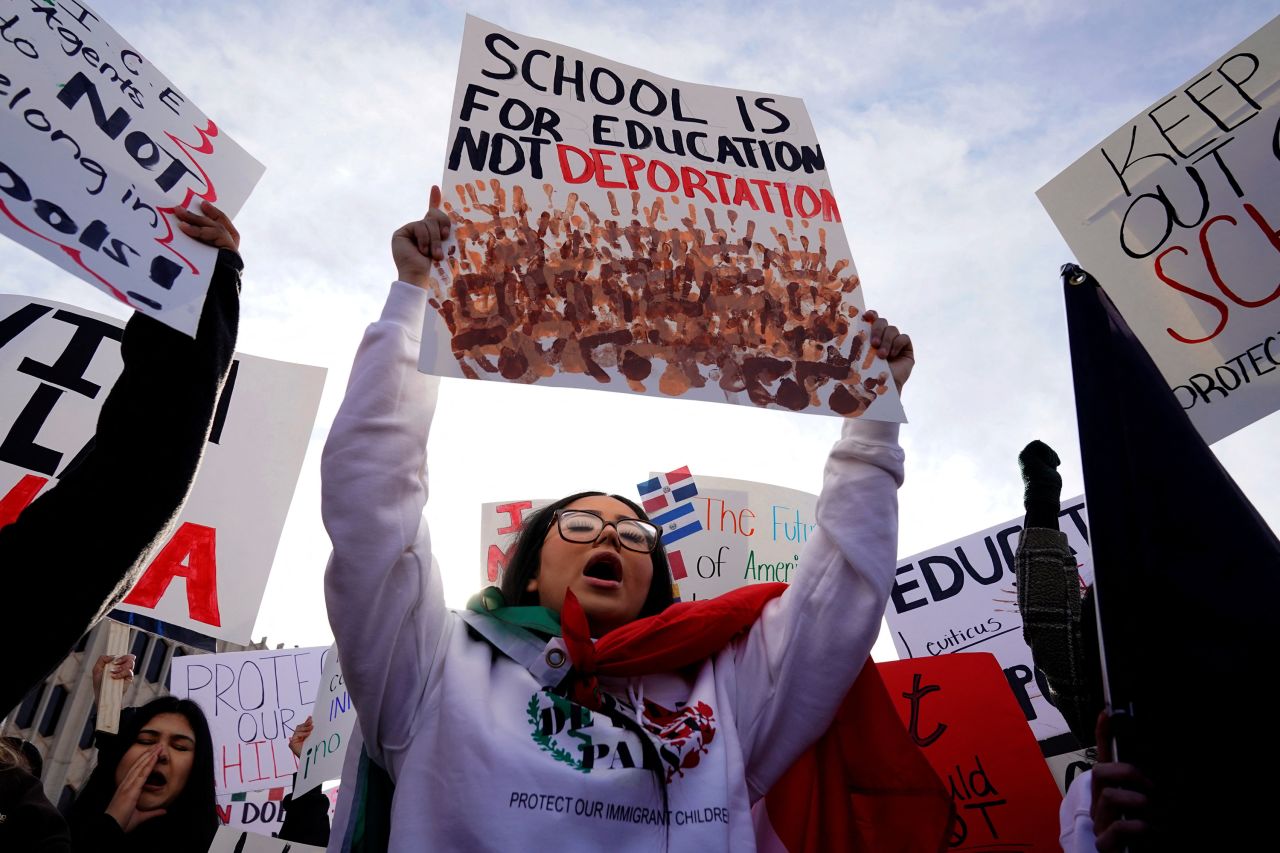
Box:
[3,0,1277,657]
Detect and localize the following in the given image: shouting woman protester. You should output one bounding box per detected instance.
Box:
[67,696,218,851]
[323,189,941,851]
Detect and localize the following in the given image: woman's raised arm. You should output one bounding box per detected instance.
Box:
[731,316,915,797]
[322,191,452,763]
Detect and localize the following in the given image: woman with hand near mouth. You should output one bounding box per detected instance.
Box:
[323,190,938,851]
[68,696,218,852]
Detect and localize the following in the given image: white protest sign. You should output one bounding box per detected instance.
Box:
[0,294,325,642]
[421,15,903,422]
[208,826,324,853]
[215,787,290,834]
[171,646,330,796]
[1038,16,1280,443]
[884,499,1092,790]
[478,475,816,602]
[659,474,817,601]
[479,498,551,587]
[0,1,264,335]
[295,645,356,796]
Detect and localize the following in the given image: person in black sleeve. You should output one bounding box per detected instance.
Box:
[0,202,241,715]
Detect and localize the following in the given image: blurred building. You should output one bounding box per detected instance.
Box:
[1,615,266,808]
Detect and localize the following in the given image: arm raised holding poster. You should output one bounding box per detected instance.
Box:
[321,188,942,850]
[0,202,242,715]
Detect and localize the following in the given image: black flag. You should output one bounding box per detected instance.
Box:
[1063,265,1278,844]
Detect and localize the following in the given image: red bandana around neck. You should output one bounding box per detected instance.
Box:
[558,584,954,852]
[559,583,785,708]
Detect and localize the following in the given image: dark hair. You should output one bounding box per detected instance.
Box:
[498,490,675,621]
[69,696,218,850]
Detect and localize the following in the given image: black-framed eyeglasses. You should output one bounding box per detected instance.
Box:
[551,509,661,553]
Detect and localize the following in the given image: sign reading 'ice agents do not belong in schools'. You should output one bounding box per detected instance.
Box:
[420,16,904,422]
[1039,16,1280,444]
[0,0,264,334]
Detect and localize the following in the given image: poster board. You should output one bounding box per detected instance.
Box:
[170,645,330,796]
[1038,16,1280,443]
[295,645,356,796]
[879,653,1063,850]
[0,1,264,333]
[478,475,815,601]
[421,16,903,421]
[0,295,325,642]
[884,498,1093,792]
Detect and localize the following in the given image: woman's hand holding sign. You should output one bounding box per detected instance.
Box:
[173,201,241,252]
[865,310,915,391]
[393,185,451,288]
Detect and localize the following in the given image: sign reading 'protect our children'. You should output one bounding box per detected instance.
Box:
[420,16,904,422]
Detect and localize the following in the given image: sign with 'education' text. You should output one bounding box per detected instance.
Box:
[0,295,325,643]
[0,0,264,334]
[171,645,330,796]
[1039,16,1280,443]
[420,16,903,422]
[884,498,1093,793]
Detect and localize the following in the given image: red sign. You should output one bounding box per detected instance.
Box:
[878,653,1063,851]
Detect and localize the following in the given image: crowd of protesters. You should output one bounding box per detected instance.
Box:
[0,175,1187,853]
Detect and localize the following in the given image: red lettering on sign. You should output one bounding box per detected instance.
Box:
[487,542,514,584]
[495,500,533,535]
[123,522,221,625]
[0,474,48,528]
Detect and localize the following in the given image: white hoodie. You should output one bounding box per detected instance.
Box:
[322,282,905,852]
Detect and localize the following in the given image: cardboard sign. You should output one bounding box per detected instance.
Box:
[878,653,1063,851]
[478,475,816,601]
[420,16,903,422]
[208,826,324,853]
[295,645,356,796]
[1038,16,1280,443]
[171,646,329,796]
[0,295,325,642]
[0,1,264,334]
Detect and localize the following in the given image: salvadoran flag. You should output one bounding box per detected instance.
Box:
[637,466,698,514]
[650,502,703,547]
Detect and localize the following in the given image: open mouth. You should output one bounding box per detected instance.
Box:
[582,552,623,588]
[143,771,166,790]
